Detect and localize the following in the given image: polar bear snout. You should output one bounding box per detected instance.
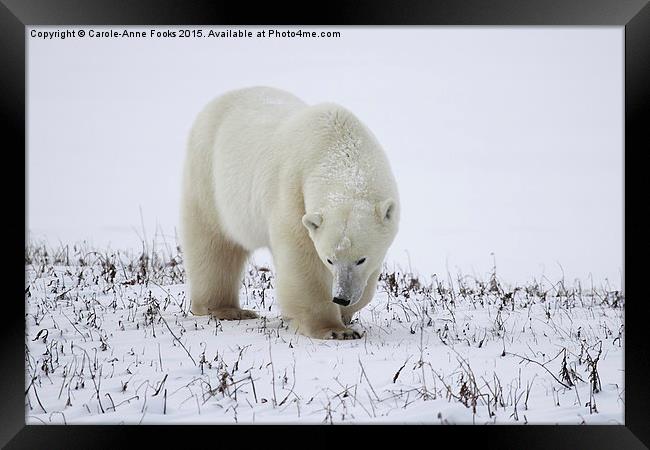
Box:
[333,296,351,306]
[332,263,366,307]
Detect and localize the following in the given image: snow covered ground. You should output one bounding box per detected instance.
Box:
[25,239,624,424]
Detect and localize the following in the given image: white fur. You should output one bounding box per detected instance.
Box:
[180,87,399,339]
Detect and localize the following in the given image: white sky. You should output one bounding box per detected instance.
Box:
[27,27,623,286]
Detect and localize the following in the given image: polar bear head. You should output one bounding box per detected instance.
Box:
[302,198,399,307]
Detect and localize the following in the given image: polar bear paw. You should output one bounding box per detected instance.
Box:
[210,308,259,321]
[326,328,364,340]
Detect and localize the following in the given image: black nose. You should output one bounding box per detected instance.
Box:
[333,297,350,306]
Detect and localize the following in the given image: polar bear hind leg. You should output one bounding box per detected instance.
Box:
[182,203,258,320]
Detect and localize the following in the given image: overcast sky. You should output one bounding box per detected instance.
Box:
[27,26,623,286]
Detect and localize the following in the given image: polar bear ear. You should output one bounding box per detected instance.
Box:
[376,199,396,223]
[302,212,323,232]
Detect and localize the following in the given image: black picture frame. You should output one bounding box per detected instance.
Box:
[4,0,647,448]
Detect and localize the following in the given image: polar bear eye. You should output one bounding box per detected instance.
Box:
[327,259,333,265]
[356,258,366,265]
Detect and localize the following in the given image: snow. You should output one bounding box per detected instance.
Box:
[336,236,351,252]
[25,241,624,424]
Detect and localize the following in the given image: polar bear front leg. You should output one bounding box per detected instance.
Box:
[272,241,363,340]
[280,293,362,340]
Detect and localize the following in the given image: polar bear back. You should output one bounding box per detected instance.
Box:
[184,86,397,252]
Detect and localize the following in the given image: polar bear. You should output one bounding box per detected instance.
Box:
[180,87,399,339]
